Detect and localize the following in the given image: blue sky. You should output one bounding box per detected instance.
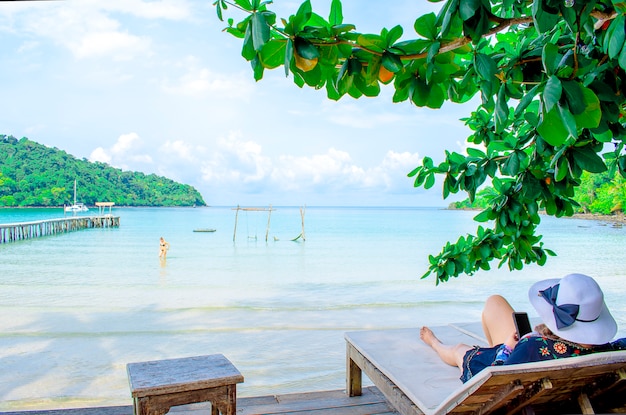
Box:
[0,0,476,207]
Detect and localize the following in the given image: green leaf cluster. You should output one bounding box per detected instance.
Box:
[0,135,206,207]
[452,171,626,215]
[216,0,626,283]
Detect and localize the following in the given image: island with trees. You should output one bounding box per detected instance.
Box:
[0,135,206,207]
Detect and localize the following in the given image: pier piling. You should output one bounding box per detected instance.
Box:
[0,216,120,244]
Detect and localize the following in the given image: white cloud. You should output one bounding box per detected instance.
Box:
[380,150,421,168]
[161,60,253,99]
[89,133,153,169]
[4,0,190,61]
[272,148,420,192]
[72,31,151,61]
[130,154,154,164]
[323,101,405,129]
[274,148,360,189]
[112,133,141,155]
[98,0,192,21]
[89,147,111,164]
[365,150,421,190]
[201,133,272,184]
[30,7,150,60]
[159,140,195,161]
[17,41,39,54]
[198,132,421,196]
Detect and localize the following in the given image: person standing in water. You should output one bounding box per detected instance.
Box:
[158,237,170,259]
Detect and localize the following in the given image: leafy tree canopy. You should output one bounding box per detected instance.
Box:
[215,0,626,283]
[451,171,626,214]
[0,135,206,208]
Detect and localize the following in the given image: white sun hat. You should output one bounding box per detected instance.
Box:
[528,273,617,345]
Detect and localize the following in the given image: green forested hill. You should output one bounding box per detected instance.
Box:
[0,135,206,207]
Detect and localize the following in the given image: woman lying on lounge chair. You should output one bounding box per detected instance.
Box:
[421,273,626,383]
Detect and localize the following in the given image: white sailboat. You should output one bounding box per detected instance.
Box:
[65,180,89,213]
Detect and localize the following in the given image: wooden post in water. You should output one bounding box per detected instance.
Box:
[265,204,272,242]
[300,206,306,242]
[233,205,240,242]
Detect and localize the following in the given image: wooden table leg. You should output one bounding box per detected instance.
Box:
[211,384,237,415]
[347,343,362,397]
[135,397,170,415]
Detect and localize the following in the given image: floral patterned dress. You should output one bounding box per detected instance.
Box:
[460,334,624,383]
[503,335,605,365]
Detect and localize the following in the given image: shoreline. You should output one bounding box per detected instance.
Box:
[449,207,625,225]
[570,212,625,224]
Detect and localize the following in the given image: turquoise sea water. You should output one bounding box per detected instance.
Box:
[1,206,625,410]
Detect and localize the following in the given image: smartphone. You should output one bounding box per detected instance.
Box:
[513,312,532,338]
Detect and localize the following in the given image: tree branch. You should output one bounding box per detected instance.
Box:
[313,10,618,60]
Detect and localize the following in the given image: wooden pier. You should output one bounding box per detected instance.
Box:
[0,216,120,244]
[0,387,397,415]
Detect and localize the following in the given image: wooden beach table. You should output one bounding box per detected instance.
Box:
[345,324,626,414]
[127,354,243,415]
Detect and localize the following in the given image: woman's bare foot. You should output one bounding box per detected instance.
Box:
[420,326,442,348]
[420,326,471,369]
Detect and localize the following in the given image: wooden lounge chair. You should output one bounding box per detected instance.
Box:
[345,324,626,415]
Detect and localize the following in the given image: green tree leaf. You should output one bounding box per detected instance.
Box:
[295,37,320,59]
[558,104,578,139]
[329,0,343,26]
[382,51,403,72]
[260,40,286,69]
[251,12,270,51]
[292,0,312,32]
[234,0,252,11]
[284,38,294,76]
[543,75,562,113]
[459,0,480,21]
[541,43,559,75]
[571,146,608,174]
[561,80,585,115]
[356,34,386,53]
[573,86,601,129]
[414,13,437,40]
[425,173,436,189]
[537,105,569,146]
[386,25,404,46]
[440,0,459,37]
[474,53,496,81]
[495,85,509,133]
[427,84,445,109]
[503,151,521,176]
[533,0,559,34]
[606,13,626,59]
[619,42,626,70]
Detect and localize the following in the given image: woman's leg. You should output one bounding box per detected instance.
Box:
[420,327,472,369]
[481,295,516,347]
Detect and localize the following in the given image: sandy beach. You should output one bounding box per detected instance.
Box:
[571,212,625,224]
